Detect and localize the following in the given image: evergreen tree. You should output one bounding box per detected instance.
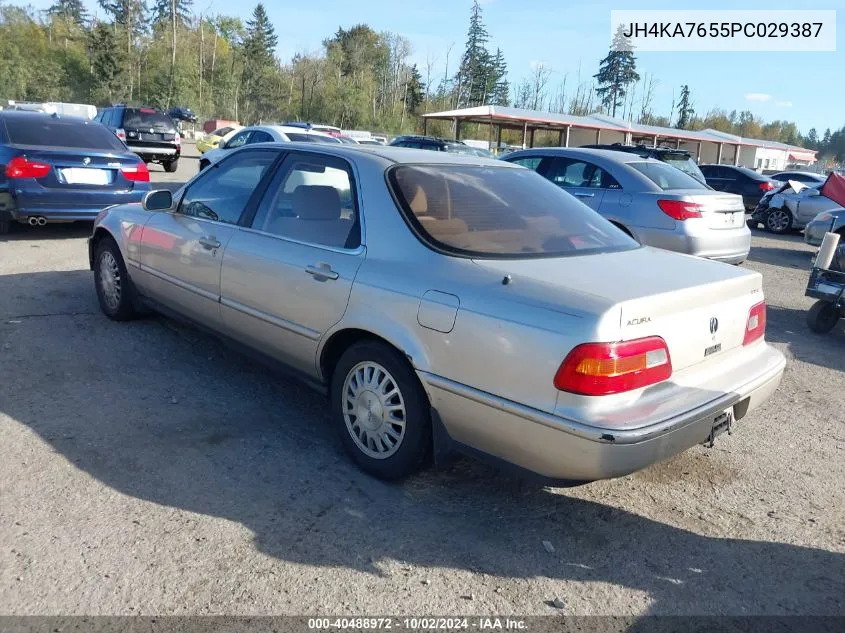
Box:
[489,47,509,106]
[805,128,819,149]
[241,3,278,121]
[594,25,640,118]
[48,0,87,26]
[676,84,694,129]
[455,0,490,107]
[403,64,424,114]
[88,22,125,102]
[151,0,192,26]
[822,128,832,146]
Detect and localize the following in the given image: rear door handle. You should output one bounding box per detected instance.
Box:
[305,264,339,281]
[573,192,595,198]
[199,236,221,250]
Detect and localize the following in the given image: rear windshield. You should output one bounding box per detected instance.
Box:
[629,161,708,190]
[389,165,638,258]
[121,109,175,131]
[6,118,126,151]
[659,154,707,183]
[286,133,338,143]
[443,144,480,156]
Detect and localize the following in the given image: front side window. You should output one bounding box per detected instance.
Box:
[250,153,360,249]
[389,165,637,258]
[225,130,252,149]
[178,150,278,224]
[629,161,708,191]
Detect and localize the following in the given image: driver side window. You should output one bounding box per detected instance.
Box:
[178,150,278,225]
[225,129,252,149]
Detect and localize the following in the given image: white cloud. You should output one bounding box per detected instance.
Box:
[776,100,793,107]
[745,93,772,102]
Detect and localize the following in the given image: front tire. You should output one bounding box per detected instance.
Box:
[94,237,138,321]
[765,208,793,234]
[806,300,840,334]
[164,159,179,173]
[330,341,431,480]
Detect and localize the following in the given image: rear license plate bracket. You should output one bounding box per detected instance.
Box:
[60,168,110,186]
[705,408,733,448]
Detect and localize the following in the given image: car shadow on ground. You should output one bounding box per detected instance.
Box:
[0,222,93,242]
[748,246,815,270]
[0,269,843,618]
[766,305,845,372]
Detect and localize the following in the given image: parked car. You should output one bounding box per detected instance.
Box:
[168,106,198,123]
[196,125,242,154]
[769,171,827,185]
[198,125,340,170]
[94,105,181,173]
[582,144,707,184]
[805,208,845,247]
[0,111,150,234]
[390,135,481,155]
[699,165,779,211]
[88,143,784,483]
[502,148,750,264]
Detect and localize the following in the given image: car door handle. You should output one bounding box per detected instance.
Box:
[305,264,339,281]
[573,192,595,198]
[199,236,221,250]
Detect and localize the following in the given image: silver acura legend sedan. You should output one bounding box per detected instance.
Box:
[88,144,785,484]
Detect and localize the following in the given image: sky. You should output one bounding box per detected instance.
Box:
[27,0,845,135]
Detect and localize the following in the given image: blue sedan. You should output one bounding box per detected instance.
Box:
[0,111,151,234]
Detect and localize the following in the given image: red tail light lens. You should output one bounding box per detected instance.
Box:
[743,301,766,345]
[5,156,50,179]
[759,181,776,192]
[121,161,150,182]
[554,336,673,396]
[657,199,703,220]
[115,128,127,141]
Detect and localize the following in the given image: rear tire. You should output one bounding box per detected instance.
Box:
[94,237,138,321]
[0,218,10,235]
[765,208,793,234]
[330,341,431,480]
[746,219,758,230]
[164,159,179,173]
[806,300,840,334]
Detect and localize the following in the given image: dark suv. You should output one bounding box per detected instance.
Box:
[389,135,479,155]
[94,105,181,172]
[582,144,707,184]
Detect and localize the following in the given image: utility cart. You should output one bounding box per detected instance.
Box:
[806,233,845,334]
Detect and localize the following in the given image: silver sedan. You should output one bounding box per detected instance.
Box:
[503,148,751,265]
[88,144,785,483]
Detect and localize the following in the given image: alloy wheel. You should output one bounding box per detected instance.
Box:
[766,209,791,233]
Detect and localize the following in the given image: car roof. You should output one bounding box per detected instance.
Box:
[0,110,90,123]
[230,141,518,168]
[507,146,663,164]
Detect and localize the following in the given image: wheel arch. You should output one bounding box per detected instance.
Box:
[88,226,119,270]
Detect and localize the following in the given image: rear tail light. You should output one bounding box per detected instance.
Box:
[554,336,673,396]
[5,156,50,179]
[759,181,776,192]
[657,199,703,220]
[121,161,150,182]
[115,128,127,141]
[743,301,766,345]
[175,133,181,146]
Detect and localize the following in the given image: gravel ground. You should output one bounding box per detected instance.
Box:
[0,146,843,617]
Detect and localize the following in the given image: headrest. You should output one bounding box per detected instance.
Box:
[292,185,341,220]
[409,185,428,216]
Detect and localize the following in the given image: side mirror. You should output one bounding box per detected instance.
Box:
[142,189,173,211]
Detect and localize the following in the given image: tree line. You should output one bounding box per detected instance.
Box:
[1,0,842,164]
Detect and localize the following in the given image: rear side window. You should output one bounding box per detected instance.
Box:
[509,156,543,170]
[389,165,637,258]
[629,161,707,190]
[6,118,126,150]
[121,109,175,132]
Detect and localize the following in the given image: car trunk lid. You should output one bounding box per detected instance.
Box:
[656,190,747,230]
[8,147,141,191]
[472,246,762,373]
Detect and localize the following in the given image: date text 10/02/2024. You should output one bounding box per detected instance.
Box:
[307,618,528,630]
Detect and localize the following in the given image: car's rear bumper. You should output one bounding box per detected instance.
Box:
[421,343,785,483]
[10,192,146,223]
[638,225,751,264]
[127,145,180,160]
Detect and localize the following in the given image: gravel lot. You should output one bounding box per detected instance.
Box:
[1,145,843,617]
